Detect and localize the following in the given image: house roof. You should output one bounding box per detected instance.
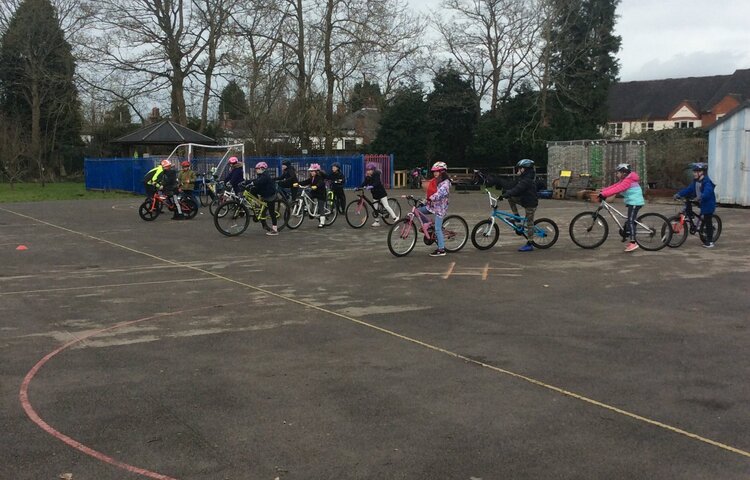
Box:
[112,120,216,145]
[608,69,750,121]
[707,100,750,130]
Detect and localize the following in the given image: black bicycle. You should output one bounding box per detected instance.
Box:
[344,188,401,228]
[667,198,722,248]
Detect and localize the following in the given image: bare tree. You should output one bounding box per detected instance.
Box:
[435,0,542,112]
[0,114,28,186]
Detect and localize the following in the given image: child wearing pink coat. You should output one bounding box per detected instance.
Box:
[598,163,645,252]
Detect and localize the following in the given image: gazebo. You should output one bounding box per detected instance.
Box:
[112,119,217,157]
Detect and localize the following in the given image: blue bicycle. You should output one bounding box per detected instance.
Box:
[471,189,559,250]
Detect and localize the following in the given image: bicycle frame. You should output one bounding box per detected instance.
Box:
[352,190,386,217]
[400,199,434,240]
[481,190,547,240]
[292,188,331,218]
[675,201,701,233]
[594,199,650,231]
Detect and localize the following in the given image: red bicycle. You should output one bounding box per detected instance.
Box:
[138,190,198,221]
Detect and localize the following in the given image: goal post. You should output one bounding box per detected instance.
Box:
[164,143,245,179]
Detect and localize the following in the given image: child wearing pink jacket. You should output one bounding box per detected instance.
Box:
[598,163,645,252]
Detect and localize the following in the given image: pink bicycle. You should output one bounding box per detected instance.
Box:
[387,195,468,257]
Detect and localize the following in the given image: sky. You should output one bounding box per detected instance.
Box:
[407,0,750,82]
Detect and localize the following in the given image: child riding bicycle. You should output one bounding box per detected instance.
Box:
[329,162,346,214]
[598,163,645,252]
[420,161,451,257]
[296,163,327,228]
[249,161,280,236]
[674,162,716,248]
[360,162,398,227]
[503,159,538,252]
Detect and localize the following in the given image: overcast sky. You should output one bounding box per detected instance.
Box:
[407,0,750,82]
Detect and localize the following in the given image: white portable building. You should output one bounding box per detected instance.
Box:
[708,101,750,206]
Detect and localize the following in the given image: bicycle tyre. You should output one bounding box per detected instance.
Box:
[199,184,210,207]
[635,213,671,251]
[699,215,722,244]
[287,198,305,229]
[272,199,290,231]
[387,219,417,257]
[138,200,160,221]
[442,215,469,252]
[569,211,609,249]
[382,198,402,225]
[345,200,368,228]
[666,215,688,248]
[214,201,250,236]
[323,200,338,226]
[471,219,499,250]
[530,218,559,249]
[181,196,199,219]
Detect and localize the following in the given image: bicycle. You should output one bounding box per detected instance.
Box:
[667,198,722,248]
[139,190,198,221]
[287,187,337,229]
[471,189,559,250]
[213,186,290,236]
[196,170,219,207]
[568,198,672,250]
[345,188,401,228]
[387,195,468,257]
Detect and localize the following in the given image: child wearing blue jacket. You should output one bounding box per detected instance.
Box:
[675,162,717,248]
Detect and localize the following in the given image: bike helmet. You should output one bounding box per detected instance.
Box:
[282,160,291,167]
[366,162,378,170]
[616,163,631,173]
[431,161,447,172]
[308,163,321,171]
[691,162,708,172]
[180,160,190,168]
[332,162,341,169]
[255,161,268,169]
[160,159,172,168]
[228,156,239,165]
[516,159,534,169]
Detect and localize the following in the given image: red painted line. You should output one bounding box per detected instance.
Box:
[19,311,193,480]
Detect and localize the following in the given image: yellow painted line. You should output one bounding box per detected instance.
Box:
[3,206,750,460]
[0,278,219,296]
[482,263,489,281]
[442,261,455,280]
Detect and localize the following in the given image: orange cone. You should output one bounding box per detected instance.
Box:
[16,245,28,251]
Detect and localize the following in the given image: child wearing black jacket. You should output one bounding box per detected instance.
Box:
[249,161,279,235]
[329,163,346,213]
[360,162,398,227]
[296,163,327,228]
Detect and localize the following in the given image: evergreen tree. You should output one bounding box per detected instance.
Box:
[546,0,621,139]
[426,67,479,164]
[347,81,383,113]
[218,81,248,121]
[370,85,428,169]
[0,0,82,178]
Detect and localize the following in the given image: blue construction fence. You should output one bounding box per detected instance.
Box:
[84,154,394,195]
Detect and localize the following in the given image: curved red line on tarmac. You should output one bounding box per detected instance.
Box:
[19,313,182,480]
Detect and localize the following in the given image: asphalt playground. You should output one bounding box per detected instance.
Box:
[1,190,749,479]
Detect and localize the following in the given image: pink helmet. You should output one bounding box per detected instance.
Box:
[308,163,321,171]
[366,162,378,170]
[255,161,268,169]
[228,156,239,165]
[160,159,172,168]
[431,161,447,172]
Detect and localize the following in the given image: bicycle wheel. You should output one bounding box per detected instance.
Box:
[442,215,469,252]
[635,213,671,251]
[199,184,210,207]
[471,219,500,250]
[387,219,417,257]
[699,215,722,244]
[214,201,250,236]
[287,198,305,229]
[181,196,199,219]
[345,200,368,228]
[323,199,338,226]
[382,198,402,225]
[530,218,559,249]
[272,199,290,231]
[569,212,609,249]
[138,200,160,221]
[666,215,688,248]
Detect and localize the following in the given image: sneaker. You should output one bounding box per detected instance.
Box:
[518,243,534,252]
[624,242,639,252]
[266,229,279,236]
[429,249,446,257]
[171,214,184,220]
[318,223,325,228]
[371,221,380,227]
[702,242,715,248]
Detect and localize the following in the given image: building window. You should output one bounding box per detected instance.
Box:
[608,122,623,136]
[674,121,695,129]
[641,122,654,131]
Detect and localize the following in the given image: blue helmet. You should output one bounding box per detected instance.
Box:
[332,162,341,169]
[691,162,708,172]
[516,159,534,169]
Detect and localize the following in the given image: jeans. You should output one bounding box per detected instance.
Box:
[419,206,444,249]
[626,205,642,241]
[702,213,714,243]
[508,197,536,243]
